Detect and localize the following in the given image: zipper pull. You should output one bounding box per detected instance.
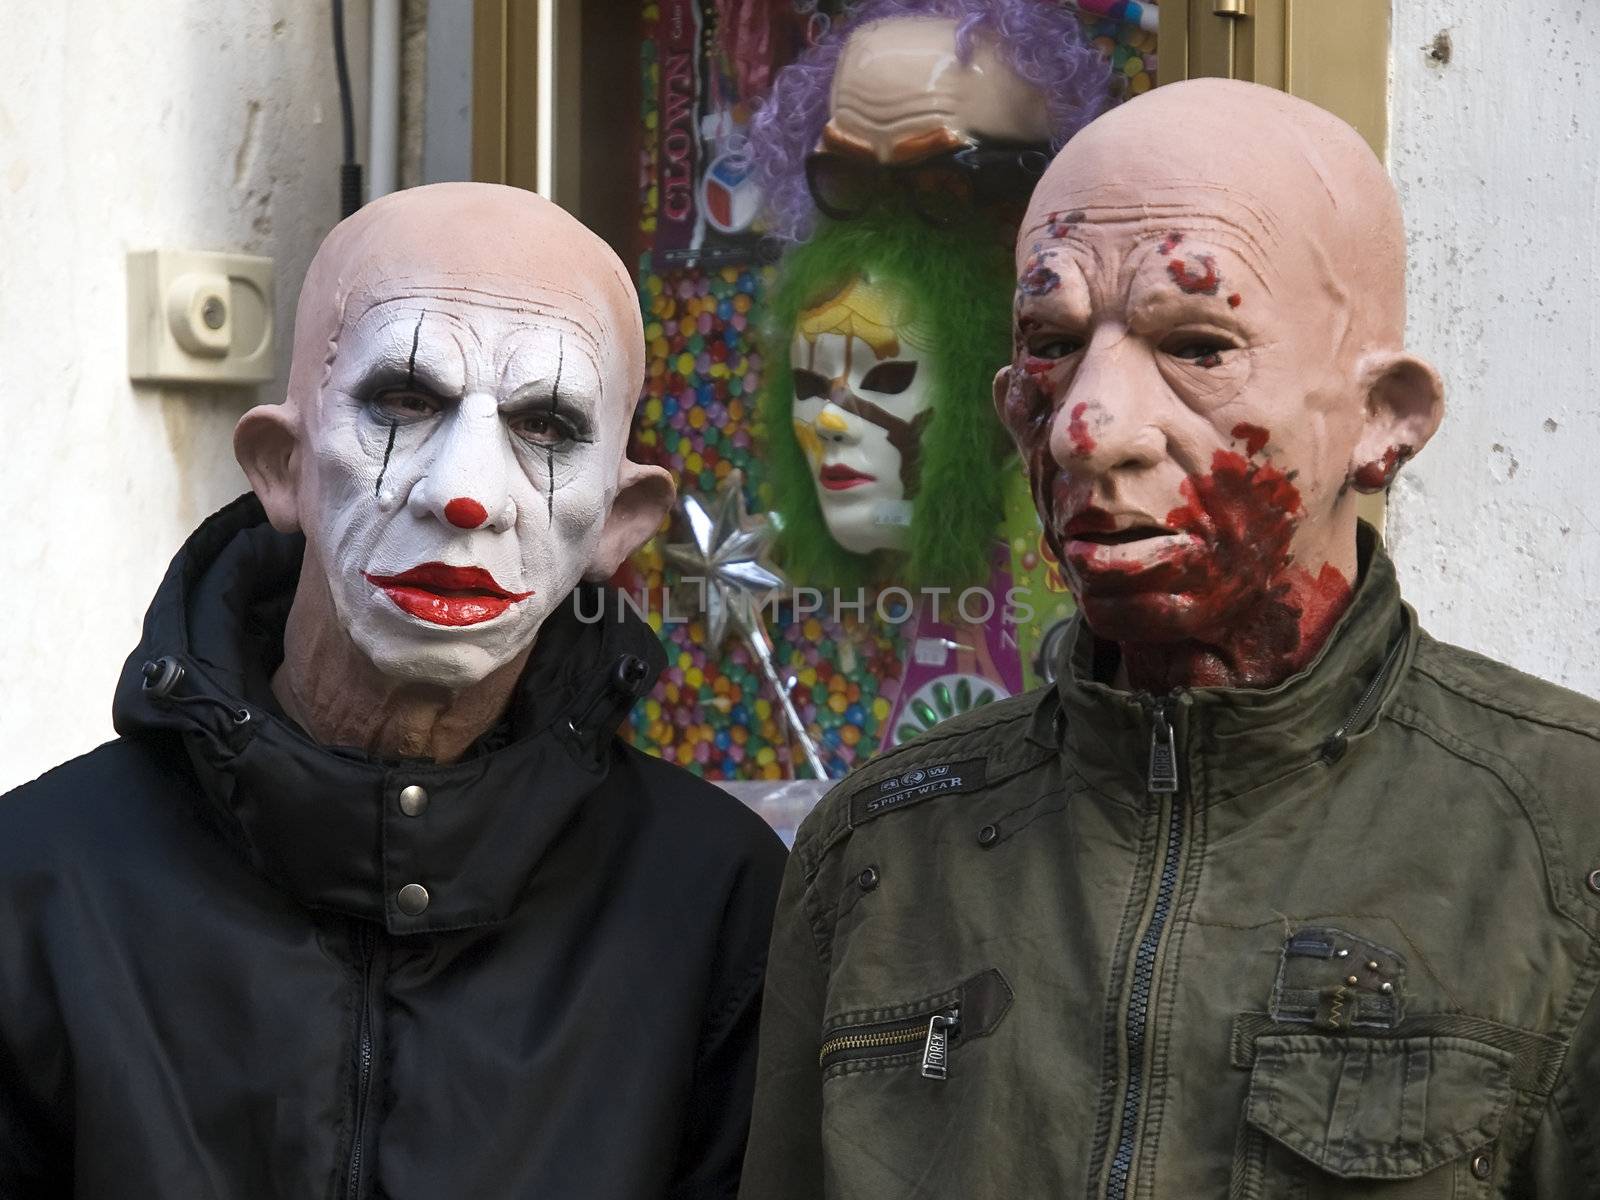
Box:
[1147,703,1179,794]
[921,1009,959,1080]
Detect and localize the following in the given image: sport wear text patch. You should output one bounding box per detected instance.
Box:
[851,758,988,825]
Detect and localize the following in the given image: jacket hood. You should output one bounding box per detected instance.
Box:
[1049,521,1418,806]
[112,493,666,934]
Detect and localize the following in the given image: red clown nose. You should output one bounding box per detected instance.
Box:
[444,498,488,529]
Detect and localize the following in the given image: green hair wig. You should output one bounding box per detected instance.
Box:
[758,208,1017,590]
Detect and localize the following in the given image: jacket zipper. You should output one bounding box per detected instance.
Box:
[345,924,378,1200]
[1321,633,1406,762]
[818,1007,961,1080]
[1106,698,1185,1200]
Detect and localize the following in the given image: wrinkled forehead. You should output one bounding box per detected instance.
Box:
[297,262,642,423]
[286,182,646,418]
[335,277,619,395]
[349,261,628,341]
[1018,171,1336,304]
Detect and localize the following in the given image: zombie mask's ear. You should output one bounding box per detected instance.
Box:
[585,457,676,582]
[1347,352,1445,493]
[235,403,305,533]
[992,365,1013,421]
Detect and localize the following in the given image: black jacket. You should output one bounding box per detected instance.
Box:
[0,495,787,1199]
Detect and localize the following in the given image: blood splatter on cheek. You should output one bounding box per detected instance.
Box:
[1001,367,1088,556]
[1161,450,1301,593]
[999,367,1048,445]
[1350,443,1415,492]
[1059,432,1354,688]
[1231,422,1269,457]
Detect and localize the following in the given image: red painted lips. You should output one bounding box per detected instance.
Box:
[819,464,876,490]
[364,563,533,627]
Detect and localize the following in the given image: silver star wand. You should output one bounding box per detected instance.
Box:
[662,472,830,780]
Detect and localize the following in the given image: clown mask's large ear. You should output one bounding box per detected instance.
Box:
[235,403,304,534]
[584,456,675,582]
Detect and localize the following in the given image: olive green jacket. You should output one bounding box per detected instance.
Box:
[740,530,1600,1198]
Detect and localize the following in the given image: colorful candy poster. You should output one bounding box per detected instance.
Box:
[647,0,787,266]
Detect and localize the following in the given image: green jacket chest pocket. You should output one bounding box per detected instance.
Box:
[1234,1035,1514,1199]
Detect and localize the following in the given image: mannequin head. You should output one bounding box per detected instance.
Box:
[822,16,1051,162]
[994,79,1444,688]
[236,183,673,692]
[750,0,1109,242]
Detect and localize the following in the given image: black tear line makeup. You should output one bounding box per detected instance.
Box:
[374,312,426,498]
[548,335,563,526]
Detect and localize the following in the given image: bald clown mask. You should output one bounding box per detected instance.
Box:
[996,80,1444,691]
[235,183,673,692]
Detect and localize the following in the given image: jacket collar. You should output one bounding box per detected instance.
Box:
[113,494,664,934]
[1042,522,1417,807]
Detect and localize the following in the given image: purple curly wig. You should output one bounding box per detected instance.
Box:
[749,0,1112,243]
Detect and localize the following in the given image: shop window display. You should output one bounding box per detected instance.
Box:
[625,0,1156,814]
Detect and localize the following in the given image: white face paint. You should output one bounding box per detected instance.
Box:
[302,281,628,689]
[790,329,935,556]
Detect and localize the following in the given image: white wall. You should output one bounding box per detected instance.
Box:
[1388,0,1600,699]
[0,2,367,791]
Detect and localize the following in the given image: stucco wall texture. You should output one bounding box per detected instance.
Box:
[0,4,1595,793]
[1,3,367,790]
[1387,0,1599,701]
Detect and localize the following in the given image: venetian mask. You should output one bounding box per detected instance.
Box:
[790,275,936,555]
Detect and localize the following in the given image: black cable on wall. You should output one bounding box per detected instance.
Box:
[332,0,363,218]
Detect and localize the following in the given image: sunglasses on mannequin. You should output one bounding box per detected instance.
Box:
[804,143,1052,228]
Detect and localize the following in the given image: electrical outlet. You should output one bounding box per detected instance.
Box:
[128,249,274,385]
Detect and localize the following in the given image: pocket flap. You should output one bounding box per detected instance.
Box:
[1245,1035,1514,1180]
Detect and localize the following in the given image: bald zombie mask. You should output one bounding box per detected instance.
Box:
[236,184,673,699]
[996,79,1445,691]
